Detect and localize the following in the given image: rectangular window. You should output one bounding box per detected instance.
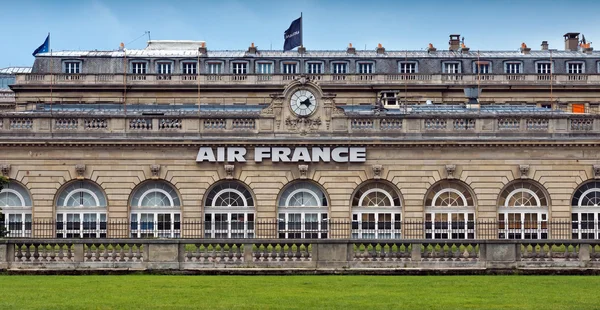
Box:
[537,63,552,74]
[505,63,521,74]
[380,92,398,106]
[498,212,547,239]
[204,213,254,238]
[475,64,490,74]
[5,213,32,238]
[182,62,197,75]
[132,62,147,74]
[399,62,416,74]
[207,63,222,74]
[64,62,80,74]
[443,63,460,74]
[157,63,172,74]
[307,63,322,74]
[332,63,347,74]
[351,212,401,239]
[425,212,475,239]
[130,212,181,238]
[232,62,247,75]
[278,212,328,239]
[256,63,272,74]
[358,63,374,74]
[282,63,297,74]
[567,63,583,74]
[55,212,107,238]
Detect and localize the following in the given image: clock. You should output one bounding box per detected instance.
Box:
[290,89,317,116]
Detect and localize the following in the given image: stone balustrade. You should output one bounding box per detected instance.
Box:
[0,115,597,138]
[15,73,600,87]
[1,239,599,273]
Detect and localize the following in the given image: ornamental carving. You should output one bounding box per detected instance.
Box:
[594,165,600,179]
[372,165,383,179]
[75,164,86,179]
[445,164,456,179]
[285,116,322,135]
[224,164,235,179]
[1,164,10,178]
[519,164,530,179]
[150,164,161,179]
[298,165,309,179]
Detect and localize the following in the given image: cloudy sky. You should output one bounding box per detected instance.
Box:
[1,0,598,68]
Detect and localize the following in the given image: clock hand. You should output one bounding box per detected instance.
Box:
[300,98,311,107]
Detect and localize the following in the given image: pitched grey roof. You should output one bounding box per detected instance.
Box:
[34,49,599,59]
[0,67,32,74]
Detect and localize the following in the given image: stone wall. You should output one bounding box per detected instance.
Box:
[1,144,597,221]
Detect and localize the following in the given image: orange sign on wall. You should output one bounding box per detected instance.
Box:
[572,104,585,114]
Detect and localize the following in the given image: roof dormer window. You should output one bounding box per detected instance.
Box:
[63,61,81,74]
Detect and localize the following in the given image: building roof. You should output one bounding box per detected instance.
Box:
[341,104,567,116]
[0,67,31,74]
[20,103,570,117]
[31,104,268,116]
[33,49,598,59]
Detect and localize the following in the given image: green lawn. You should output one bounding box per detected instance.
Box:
[0,275,599,309]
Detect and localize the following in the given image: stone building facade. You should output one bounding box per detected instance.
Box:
[2,34,600,240]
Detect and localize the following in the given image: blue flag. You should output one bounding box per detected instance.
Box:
[283,17,302,51]
[32,34,50,56]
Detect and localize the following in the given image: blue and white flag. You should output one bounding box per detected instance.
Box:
[283,17,302,51]
[32,34,50,56]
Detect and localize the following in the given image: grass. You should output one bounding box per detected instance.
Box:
[1,275,600,309]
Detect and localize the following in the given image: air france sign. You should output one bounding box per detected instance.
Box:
[196,147,366,163]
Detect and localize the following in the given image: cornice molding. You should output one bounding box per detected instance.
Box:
[1,140,600,148]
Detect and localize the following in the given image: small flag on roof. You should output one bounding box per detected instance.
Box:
[32,34,50,56]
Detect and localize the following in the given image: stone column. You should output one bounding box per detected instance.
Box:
[146,242,180,270]
[243,243,254,267]
[73,243,84,263]
[314,241,351,268]
[482,241,519,269]
[579,244,591,263]
[411,243,422,261]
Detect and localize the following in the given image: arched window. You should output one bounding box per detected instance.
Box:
[0,181,32,237]
[497,181,549,239]
[278,181,328,239]
[424,181,475,239]
[55,181,107,238]
[130,181,181,238]
[204,181,255,238]
[351,182,402,239]
[571,181,600,239]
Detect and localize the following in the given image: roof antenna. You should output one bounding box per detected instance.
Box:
[147,31,151,42]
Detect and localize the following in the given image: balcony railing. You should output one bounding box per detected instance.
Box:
[0,219,591,240]
[2,238,600,272]
[14,73,600,86]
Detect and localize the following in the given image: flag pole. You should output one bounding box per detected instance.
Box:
[300,12,303,48]
[197,47,201,116]
[123,47,127,115]
[50,48,53,116]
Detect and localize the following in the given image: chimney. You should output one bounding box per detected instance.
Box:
[564,33,580,51]
[520,42,531,54]
[198,41,207,55]
[427,43,437,53]
[118,42,125,51]
[247,42,257,54]
[376,43,385,54]
[541,41,549,50]
[297,46,306,54]
[449,34,460,51]
[347,43,356,54]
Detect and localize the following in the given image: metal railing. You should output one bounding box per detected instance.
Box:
[0,219,595,240]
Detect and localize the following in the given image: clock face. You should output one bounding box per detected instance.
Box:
[290,90,317,116]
